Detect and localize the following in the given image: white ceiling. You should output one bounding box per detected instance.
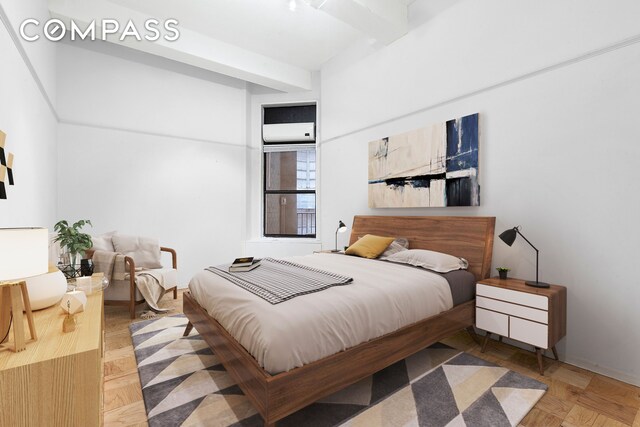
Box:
[48,0,458,92]
[108,0,361,70]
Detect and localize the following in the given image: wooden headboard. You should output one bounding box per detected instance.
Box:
[349,216,496,281]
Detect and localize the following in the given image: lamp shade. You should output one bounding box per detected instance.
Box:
[499,228,517,246]
[0,228,48,281]
[337,220,347,233]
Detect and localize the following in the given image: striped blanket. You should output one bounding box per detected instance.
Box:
[206,258,353,304]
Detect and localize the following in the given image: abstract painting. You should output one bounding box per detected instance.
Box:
[0,130,13,199]
[368,113,479,207]
[0,165,6,200]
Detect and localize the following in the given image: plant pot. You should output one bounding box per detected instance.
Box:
[498,271,508,280]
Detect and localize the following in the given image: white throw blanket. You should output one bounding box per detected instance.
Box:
[135,270,171,313]
[92,250,126,281]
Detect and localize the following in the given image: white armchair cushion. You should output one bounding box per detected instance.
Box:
[112,234,162,269]
[105,268,177,301]
[105,279,144,301]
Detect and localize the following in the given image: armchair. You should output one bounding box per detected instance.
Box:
[87,237,178,319]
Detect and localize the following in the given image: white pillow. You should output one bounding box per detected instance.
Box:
[385,249,468,273]
[90,231,118,252]
[379,238,409,259]
[111,234,162,269]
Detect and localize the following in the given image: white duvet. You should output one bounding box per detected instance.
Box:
[188,253,453,374]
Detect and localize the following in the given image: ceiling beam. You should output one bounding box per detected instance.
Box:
[304,0,408,45]
[48,0,313,92]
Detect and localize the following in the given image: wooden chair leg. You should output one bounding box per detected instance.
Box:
[183,321,193,337]
[173,286,178,299]
[130,274,136,319]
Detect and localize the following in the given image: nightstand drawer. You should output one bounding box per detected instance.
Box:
[476,296,548,324]
[477,283,548,310]
[510,317,548,348]
[476,307,509,337]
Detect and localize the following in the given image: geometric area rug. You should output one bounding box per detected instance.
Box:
[130,315,547,427]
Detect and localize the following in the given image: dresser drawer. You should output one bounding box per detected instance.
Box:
[477,283,548,310]
[476,307,509,337]
[510,317,548,348]
[476,296,548,324]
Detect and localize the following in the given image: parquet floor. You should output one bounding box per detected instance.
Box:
[103,291,640,427]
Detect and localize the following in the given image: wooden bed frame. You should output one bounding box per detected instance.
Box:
[183,215,495,426]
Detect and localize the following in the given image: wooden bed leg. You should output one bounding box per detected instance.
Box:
[183,322,194,337]
[173,286,178,299]
[466,326,481,345]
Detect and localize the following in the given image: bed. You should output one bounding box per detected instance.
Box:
[183,215,495,426]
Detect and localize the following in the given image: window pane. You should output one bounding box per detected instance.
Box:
[265,194,316,236]
[265,149,316,191]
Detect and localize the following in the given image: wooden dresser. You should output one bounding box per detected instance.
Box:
[0,291,104,426]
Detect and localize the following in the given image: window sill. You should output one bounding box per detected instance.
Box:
[245,237,321,244]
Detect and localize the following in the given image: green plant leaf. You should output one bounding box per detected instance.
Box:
[54,218,93,254]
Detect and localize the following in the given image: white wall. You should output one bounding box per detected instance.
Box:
[56,42,248,285]
[322,0,640,141]
[0,1,57,228]
[0,0,57,106]
[320,0,640,385]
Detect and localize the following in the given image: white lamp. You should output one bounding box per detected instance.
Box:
[25,270,67,310]
[0,228,48,351]
[0,228,48,280]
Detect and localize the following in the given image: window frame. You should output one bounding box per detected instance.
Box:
[262,143,317,238]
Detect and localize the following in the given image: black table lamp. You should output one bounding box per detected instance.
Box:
[334,220,347,252]
[499,226,550,288]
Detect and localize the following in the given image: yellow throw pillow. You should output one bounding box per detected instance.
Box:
[345,234,395,259]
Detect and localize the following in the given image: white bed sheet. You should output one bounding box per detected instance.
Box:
[188,253,453,374]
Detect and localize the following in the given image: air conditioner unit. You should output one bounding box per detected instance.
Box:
[263,122,315,143]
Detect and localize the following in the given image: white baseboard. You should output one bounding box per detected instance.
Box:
[562,355,640,387]
[478,332,640,387]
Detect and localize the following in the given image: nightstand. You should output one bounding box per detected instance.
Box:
[475,277,567,375]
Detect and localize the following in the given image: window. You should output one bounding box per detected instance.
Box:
[263,104,316,238]
[264,145,316,237]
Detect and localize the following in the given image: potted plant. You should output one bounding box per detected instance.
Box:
[496,267,510,280]
[54,219,93,276]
